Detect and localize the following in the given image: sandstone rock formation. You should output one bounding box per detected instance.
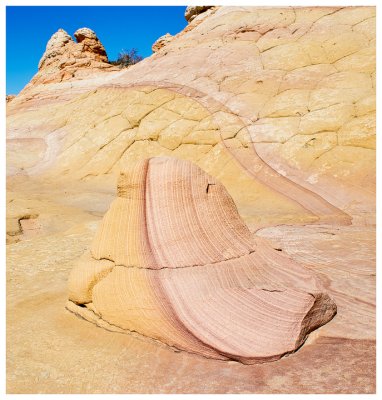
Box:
[38,29,74,70]
[6,95,16,103]
[7,6,375,393]
[7,7,375,225]
[152,33,173,52]
[185,6,213,22]
[27,27,116,87]
[73,27,108,59]
[67,157,336,364]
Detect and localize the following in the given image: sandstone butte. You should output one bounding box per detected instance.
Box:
[7,6,375,394]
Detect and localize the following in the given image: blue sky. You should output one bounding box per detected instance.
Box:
[6,6,188,94]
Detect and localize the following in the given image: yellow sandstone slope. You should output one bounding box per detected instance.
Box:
[7,6,375,227]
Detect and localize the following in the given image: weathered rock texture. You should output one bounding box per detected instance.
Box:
[6,95,16,103]
[27,27,116,87]
[7,6,375,393]
[68,157,336,363]
[185,6,213,22]
[152,33,173,52]
[7,7,375,226]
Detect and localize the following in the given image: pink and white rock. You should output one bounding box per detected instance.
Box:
[67,157,337,364]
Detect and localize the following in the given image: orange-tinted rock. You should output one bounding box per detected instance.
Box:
[73,27,108,61]
[26,27,116,87]
[185,6,213,22]
[152,33,173,52]
[6,95,16,103]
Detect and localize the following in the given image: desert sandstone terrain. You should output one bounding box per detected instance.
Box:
[6,6,375,393]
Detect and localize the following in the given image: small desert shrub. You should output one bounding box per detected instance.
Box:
[110,48,143,68]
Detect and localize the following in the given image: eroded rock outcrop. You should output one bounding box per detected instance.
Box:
[7,7,375,226]
[6,95,16,103]
[67,157,336,364]
[152,33,173,52]
[185,6,213,22]
[38,29,74,70]
[73,27,108,60]
[27,27,116,86]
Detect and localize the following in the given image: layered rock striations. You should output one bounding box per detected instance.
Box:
[7,7,375,225]
[6,6,376,392]
[67,157,336,364]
